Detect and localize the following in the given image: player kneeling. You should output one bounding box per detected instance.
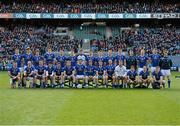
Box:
[54,62,64,88]
[85,60,97,88]
[139,66,152,88]
[8,62,21,88]
[115,60,127,88]
[152,66,165,89]
[23,61,35,88]
[64,60,75,87]
[34,60,46,88]
[126,65,139,88]
[45,62,55,88]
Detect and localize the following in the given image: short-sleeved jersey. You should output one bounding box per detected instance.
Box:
[85,65,96,76]
[127,70,137,81]
[36,66,46,75]
[12,54,22,67]
[150,54,161,67]
[86,56,96,65]
[23,53,33,65]
[64,66,74,76]
[24,66,35,76]
[106,65,115,76]
[56,55,66,67]
[152,71,163,80]
[139,70,149,79]
[44,53,55,64]
[126,56,137,70]
[104,55,116,65]
[96,56,106,66]
[9,67,20,76]
[46,66,55,75]
[33,55,43,67]
[97,66,105,76]
[137,55,149,68]
[54,66,64,76]
[159,57,172,70]
[116,55,126,63]
[75,64,85,75]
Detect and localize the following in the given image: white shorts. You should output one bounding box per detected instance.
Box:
[151,67,156,73]
[161,69,171,76]
[76,75,84,79]
[138,68,143,74]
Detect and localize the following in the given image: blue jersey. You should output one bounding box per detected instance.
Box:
[106,65,115,76]
[150,54,161,67]
[116,55,126,63]
[139,70,149,79]
[23,53,33,65]
[96,56,106,66]
[64,66,74,76]
[104,56,115,65]
[12,54,22,67]
[85,65,96,76]
[46,66,54,75]
[137,55,148,68]
[9,67,20,76]
[44,53,55,64]
[24,66,35,76]
[127,70,137,80]
[152,71,163,80]
[56,55,66,67]
[87,56,96,65]
[36,66,46,75]
[97,66,105,76]
[54,67,64,76]
[33,55,43,67]
[75,64,85,75]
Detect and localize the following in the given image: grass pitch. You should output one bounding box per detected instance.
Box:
[0,71,180,125]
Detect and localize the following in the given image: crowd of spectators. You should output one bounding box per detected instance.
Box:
[0,2,179,13]
[0,25,81,56]
[91,27,180,55]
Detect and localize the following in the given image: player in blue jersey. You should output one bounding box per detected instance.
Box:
[54,62,64,88]
[85,60,97,88]
[126,65,139,88]
[12,48,22,68]
[44,47,55,65]
[105,59,115,88]
[116,48,126,66]
[126,50,137,72]
[150,48,161,72]
[96,50,106,66]
[23,47,33,66]
[56,49,66,67]
[23,61,35,88]
[139,66,152,88]
[33,49,43,68]
[34,60,46,88]
[104,49,116,66]
[137,49,149,74]
[8,62,21,88]
[63,60,75,87]
[95,60,106,87]
[152,66,165,89]
[86,50,96,66]
[159,50,173,88]
[45,62,55,88]
[74,59,86,88]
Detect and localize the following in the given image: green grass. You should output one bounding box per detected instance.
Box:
[0,71,180,125]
